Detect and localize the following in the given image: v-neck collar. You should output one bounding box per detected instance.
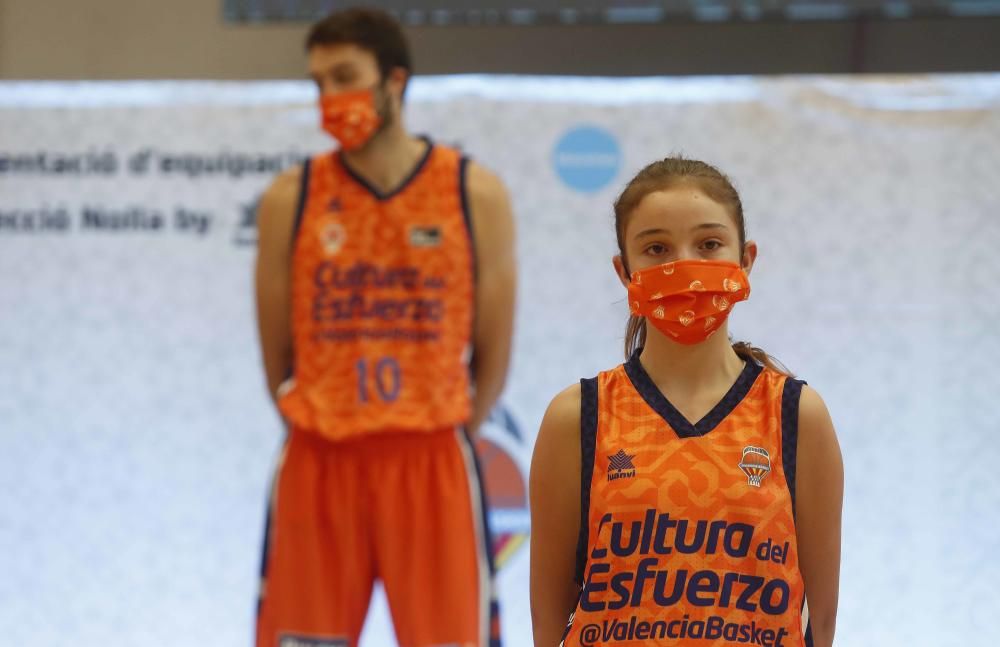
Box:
[337,135,434,201]
[622,350,763,438]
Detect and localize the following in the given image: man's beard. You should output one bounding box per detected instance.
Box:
[371,82,395,138]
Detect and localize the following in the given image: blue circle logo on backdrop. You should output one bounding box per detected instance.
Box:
[553,125,621,193]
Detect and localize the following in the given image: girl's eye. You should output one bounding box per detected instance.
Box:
[646,244,667,255]
[702,240,722,251]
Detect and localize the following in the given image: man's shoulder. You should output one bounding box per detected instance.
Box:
[256,164,307,245]
[463,159,508,207]
[265,164,305,203]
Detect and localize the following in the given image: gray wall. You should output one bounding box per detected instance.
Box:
[1,0,998,79]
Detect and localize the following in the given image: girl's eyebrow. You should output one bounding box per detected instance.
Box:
[635,228,670,239]
[635,222,727,239]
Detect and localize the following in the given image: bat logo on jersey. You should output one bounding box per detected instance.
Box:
[320,221,346,256]
[739,446,771,487]
[608,449,637,481]
[410,225,442,247]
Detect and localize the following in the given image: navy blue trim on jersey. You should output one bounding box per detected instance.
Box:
[337,135,434,201]
[256,501,272,616]
[799,598,814,647]
[575,377,599,586]
[560,590,584,645]
[781,377,807,519]
[459,155,478,282]
[623,349,763,438]
[459,155,478,381]
[285,157,311,384]
[291,157,311,245]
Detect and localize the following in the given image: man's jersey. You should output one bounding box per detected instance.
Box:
[278,140,475,440]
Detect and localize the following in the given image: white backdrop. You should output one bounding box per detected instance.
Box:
[1,75,999,646]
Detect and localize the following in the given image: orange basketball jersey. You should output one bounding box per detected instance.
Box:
[562,354,813,647]
[278,140,475,440]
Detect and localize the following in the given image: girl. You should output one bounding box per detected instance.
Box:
[529,158,843,647]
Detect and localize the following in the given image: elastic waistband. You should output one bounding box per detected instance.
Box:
[288,424,467,449]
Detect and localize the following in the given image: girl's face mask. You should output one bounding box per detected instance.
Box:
[628,259,751,345]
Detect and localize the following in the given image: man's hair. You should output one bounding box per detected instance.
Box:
[305,7,412,90]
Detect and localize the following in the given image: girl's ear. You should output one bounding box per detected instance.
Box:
[613,255,631,289]
[741,240,758,274]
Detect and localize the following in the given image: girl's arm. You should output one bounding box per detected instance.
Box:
[794,385,844,647]
[530,384,584,647]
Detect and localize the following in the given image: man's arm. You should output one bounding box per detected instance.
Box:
[465,161,517,435]
[254,166,302,405]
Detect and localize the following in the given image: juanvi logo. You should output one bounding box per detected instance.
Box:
[552,125,621,193]
[607,449,637,481]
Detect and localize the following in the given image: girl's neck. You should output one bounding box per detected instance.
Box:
[638,323,746,400]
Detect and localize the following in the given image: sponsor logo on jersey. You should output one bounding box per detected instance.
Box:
[581,510,793,618]
[410,225,442,247]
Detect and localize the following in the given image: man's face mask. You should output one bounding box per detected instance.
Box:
[320,87,384,151]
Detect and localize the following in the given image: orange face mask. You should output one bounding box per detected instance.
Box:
[628,259,751,345]
[320,88,383,151]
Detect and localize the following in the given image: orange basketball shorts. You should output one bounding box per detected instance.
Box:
[255,426,501,647]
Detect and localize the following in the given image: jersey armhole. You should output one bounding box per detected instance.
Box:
[780,377,807,520]
[290,157,311,249]
[458,155,478,371]
[574,377,599,587]
[281,157,311,383]
[458,155,477,281]
[782,377,814,645]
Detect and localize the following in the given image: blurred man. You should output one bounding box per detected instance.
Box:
[254,8,516,647]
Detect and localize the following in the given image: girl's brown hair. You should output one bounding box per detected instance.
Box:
[615,157,790,375]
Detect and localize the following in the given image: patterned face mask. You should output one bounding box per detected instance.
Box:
[320,88,383,151]
[627,259,751,345]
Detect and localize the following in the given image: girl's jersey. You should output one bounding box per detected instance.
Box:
[277,140,475,440]
[562,353,813,647]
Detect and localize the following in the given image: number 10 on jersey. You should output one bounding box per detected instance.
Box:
[356,357,401,403]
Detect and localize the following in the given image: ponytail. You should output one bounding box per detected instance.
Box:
[624,315,647,359]
[731,340,793,377]
[623,317,793,377]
